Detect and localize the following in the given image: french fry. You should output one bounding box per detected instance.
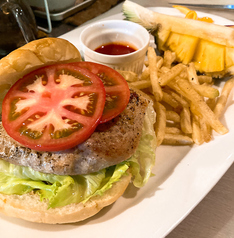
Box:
[145,57,162,68]
[159,66,170,74]
[193,84,219,99]
[180,107,192,134]
[162,91,180,108]
[117,70,138,82]
[165,127,182,134]
[147,47,163,101]
[190,102,212,142]
[164,87,190,108]
[157,67,170,79]
[129,80,152,90]
[187,62,199,84]
[206,98,217,111]
[140,67,150,81]
[213,77,234,118]
[192,115,204,145]
[190,102,203,118]
[199,117,212,143]
[176,77,228,135]
[179,69,188,79]
[159,63,186,86]
[167,80,190,100]
[166,110,180,123]
[198,75,213,84]
[144,60,149,67]
[163,50,176,68]
[162,134,193,145]
[157,57,164,69]
[154,102,166,146]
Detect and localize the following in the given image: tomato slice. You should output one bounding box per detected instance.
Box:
[72,62,130,123]
[2,64,106,152]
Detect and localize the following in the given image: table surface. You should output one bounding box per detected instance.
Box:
[43,1,234,237]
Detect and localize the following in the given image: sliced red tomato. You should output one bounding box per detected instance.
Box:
[2,64,106,152]
[72,62,130,123]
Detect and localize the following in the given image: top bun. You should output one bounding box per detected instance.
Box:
[0,37,81,112]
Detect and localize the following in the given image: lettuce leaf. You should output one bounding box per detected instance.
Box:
[0,101,156,208]
[128,100,157,187]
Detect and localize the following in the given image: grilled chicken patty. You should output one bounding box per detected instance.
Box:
[0,89,149,175]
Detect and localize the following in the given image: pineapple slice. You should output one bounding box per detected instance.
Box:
[226,46,234,69]
[165,32,199,64]
[193,39,225,73]
[122,0,234,74]
[156,28,171,52]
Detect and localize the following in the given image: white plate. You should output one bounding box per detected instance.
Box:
[1,7,234,238]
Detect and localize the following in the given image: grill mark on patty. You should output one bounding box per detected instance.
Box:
[0,89,149,175]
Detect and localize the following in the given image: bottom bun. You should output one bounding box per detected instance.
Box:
[0,173,131,224]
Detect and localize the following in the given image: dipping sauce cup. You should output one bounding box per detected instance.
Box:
[79,20,150,74]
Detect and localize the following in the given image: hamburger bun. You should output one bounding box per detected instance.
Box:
[0,172,131,224]
[0,37,81,112]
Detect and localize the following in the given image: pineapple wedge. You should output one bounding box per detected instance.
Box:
[122,0,234,74]
[193,39,225,73]
[165,33,199,64]
[226,47,234,68]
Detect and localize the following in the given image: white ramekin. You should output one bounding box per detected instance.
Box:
[79,20,150,74]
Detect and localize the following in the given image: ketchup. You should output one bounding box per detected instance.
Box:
[95,42,137,55]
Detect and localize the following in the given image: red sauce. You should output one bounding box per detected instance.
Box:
[94,42,137,55]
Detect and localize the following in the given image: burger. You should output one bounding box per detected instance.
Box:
[0,37,156,224]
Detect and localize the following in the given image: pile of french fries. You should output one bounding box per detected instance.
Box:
[118,47,234,146]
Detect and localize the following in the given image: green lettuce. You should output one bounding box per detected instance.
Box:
[0,101,156,208]
[127,100,157,187]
